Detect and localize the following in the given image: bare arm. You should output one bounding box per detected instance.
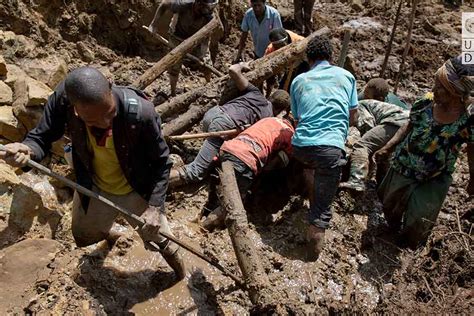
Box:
[228,62,250,92]
[234,31,248,63]
[374,121,412,162]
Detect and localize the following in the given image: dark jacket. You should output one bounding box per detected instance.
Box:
[23,82,171,210]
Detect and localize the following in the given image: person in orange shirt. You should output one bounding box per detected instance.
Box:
[264,28,310,96]
[202,114,295,231]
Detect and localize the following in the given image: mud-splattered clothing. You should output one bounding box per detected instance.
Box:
[220,117,294,175]
[391,97,474,181]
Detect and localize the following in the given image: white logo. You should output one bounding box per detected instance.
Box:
[462,12,474,64]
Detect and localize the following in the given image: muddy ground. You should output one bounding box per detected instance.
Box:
[0,0,473,314]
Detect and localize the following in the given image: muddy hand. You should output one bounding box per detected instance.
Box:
[0,143,32,168]
[139,206,162,242]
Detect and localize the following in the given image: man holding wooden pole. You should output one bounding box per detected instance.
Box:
[147,0,219,96]
[0,67,186,279]
[169,62,290,188]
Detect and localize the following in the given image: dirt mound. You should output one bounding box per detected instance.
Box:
[0,0,472,314]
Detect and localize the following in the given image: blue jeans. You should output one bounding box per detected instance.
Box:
[185,106,236,182]
[294,145,346,229]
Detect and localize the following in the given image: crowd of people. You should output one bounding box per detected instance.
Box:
[0,0,472,280]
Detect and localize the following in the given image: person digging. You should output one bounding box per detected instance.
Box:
[0,67,186,279]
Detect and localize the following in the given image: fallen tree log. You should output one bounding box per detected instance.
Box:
[159,27,331,132]
[134,16,221,90]
[163,100,217,137]
[219,26,330,104]
[142,25,224,77]
[218,161,277,310]
[156,76,227,120]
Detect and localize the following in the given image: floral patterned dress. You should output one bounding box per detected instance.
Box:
[391,97,474,181]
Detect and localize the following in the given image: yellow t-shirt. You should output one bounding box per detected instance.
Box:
[86,127,133,195]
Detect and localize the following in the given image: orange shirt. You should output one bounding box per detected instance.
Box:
[264,30,305,56]
[220,118,295,175]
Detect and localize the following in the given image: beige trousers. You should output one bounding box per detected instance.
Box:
[72,187,173,250]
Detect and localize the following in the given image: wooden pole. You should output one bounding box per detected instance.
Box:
[134,16,221,90]
[0,145,244,287]
[142,25,224,77]
[167,125,248,141]
[380,0,404,78]
[218,161,276,309]
[393,0,417,93]
[338,29,351,67]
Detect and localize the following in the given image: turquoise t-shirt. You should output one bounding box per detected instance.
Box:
[290,61,358,150]
[241,5,283,58]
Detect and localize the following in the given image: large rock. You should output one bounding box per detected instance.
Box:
[12,78,44,131]
[26,77,52,106]
[4,64,26,88]
[0,30,16,48]
[0,162,63,243]
[0,239,62,314]
[0,81,13,105]
[0,55,7,77]
[20,56,68,89]
[0,106,26,141]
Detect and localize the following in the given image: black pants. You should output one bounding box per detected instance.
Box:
[294,145,346,228]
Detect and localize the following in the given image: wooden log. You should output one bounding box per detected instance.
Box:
[380,0,404,78]
[156,76,227,120]
[134,16,221,90]
[218,160,276,309]
[162,100,217,137]
[338,29,352,67]
[393,0,418,93]
[167,125,249,141]
[219,26,330,105]
[161,26,330,135]
[142,25,224,77]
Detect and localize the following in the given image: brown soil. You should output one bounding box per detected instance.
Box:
[0,0,472,314]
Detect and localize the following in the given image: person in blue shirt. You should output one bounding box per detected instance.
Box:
[290,35,359,260]
[234,0,283,63]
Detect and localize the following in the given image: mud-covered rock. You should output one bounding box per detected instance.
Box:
[0,81,13,105]
[0,55,7,77]
[26,77,52,106]
[0,162,63,243]
[0,106,26,141]
[4,64,26,88]
[20,56,68,89]
[12,78,44,130]
[0,239,62,314]
[76,41,95,62]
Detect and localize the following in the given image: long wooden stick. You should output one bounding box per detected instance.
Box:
[337,29,351,67]
[142,25,224,77]
[393,0,418,93]
[380,0,404,78]
[167,125,249,141]
[134,16,221,90]
[0,144,243,286]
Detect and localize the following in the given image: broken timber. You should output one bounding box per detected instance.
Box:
[142,25,224,77]
[161,27,331,136]
[134,16,221,90]
[218,161,277,309]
